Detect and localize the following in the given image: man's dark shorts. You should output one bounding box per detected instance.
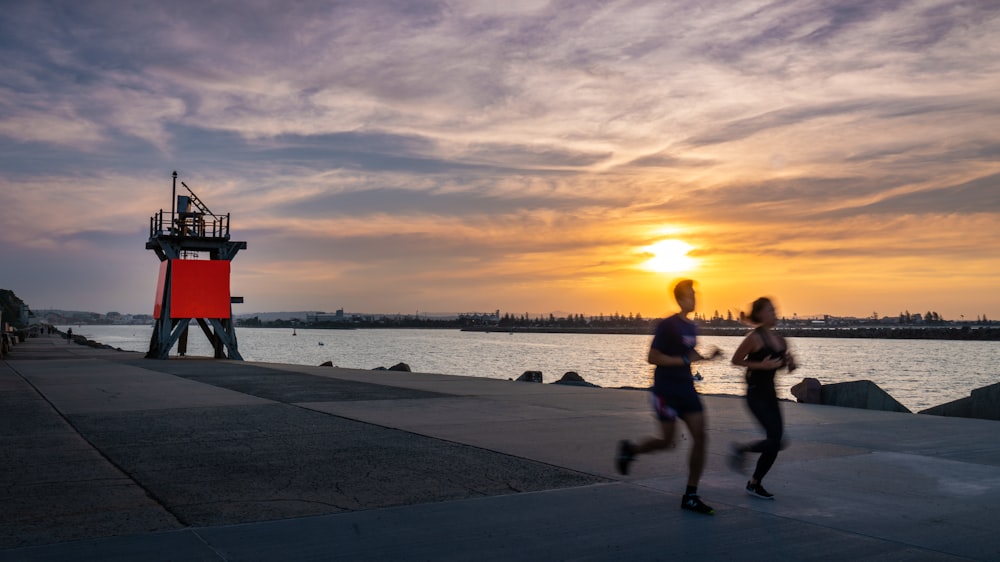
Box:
[650,388,703,422]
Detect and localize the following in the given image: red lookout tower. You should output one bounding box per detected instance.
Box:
[146,172,247,359]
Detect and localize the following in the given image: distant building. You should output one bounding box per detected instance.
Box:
[306,309,348,323]
[458,310,501,325]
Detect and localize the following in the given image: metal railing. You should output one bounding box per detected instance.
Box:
[149,209,231,240]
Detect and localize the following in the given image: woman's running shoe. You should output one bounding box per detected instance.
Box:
[745,481,774,499]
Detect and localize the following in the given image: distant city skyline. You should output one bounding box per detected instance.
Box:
[31,304,988,325]
[2,1,999,321]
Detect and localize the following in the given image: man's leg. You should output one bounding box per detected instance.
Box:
[681,411,707,487]
[632,419,677,454]
[616,397,678,475]
[678,411,714,514]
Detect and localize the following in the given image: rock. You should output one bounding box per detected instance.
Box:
[552,371,600,387]
[791,378,822,403]
[388,362,411,372]
[970,382,1000,420]
[319,361,333,367]
[516,370,543,383]
[921,395,973,418]
[920,381,1000,421]
[820,380,910,413]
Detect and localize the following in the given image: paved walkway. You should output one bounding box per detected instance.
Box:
[2,332,998,560]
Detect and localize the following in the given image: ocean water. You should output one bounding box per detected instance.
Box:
[62,325,1000,413]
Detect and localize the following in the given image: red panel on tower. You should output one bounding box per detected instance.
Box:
[169,260,232,319]
[152,261,169,319]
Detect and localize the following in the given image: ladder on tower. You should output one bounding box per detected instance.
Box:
[181,182,215,216]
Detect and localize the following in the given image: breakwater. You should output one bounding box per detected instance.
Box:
[57,325,1000,413]
[463,325,1000,340]
[715,326,1000,340]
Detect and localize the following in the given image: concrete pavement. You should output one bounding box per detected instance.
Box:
[2,332,998,560]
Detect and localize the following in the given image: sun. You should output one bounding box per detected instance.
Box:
[640,239,698,273]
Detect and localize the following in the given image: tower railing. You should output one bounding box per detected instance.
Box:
[149,210,231,240]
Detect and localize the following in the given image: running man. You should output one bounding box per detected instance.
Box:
[615,279,721,515]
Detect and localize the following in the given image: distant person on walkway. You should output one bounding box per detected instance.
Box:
[729,297,797,500]
[66,327,73,341]
[615,279,722,515]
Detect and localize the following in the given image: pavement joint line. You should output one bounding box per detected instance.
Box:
[136,360,615,485]
[150,363,616,485]
[189,529,229,562]
[3,357,188,529]
[290,399,614,485]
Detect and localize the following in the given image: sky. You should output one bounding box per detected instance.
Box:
[2,0,999,321]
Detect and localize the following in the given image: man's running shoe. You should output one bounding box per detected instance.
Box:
[681,494,715,515]
[745,481,774,499]
[727,443,746,474]
[615,440,635,475]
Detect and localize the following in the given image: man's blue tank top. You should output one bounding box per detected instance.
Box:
[650,313,697,394]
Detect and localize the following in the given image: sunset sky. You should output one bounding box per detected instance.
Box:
[2,0,999,321]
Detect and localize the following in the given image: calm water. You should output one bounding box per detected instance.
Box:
[62,325,1000,412]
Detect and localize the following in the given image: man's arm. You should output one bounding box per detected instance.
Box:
[692,346,723,362]
[648,346,687,367]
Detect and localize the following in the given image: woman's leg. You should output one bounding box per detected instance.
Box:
[746,393,783,483]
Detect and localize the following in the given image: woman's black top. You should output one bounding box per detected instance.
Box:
[745,327,786,390]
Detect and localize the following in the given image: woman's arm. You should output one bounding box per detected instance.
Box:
[731,332,784,370]
[778,335,798,371]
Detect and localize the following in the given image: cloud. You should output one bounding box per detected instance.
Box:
[1,0,1000,319]
[824,172,1000,216]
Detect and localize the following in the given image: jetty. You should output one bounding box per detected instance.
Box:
[2,332,998,560]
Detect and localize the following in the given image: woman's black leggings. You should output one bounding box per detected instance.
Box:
[746,387,784,482]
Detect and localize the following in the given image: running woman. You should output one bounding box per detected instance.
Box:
[729,296,797,499]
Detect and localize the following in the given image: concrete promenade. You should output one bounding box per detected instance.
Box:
[2,333,999,561]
